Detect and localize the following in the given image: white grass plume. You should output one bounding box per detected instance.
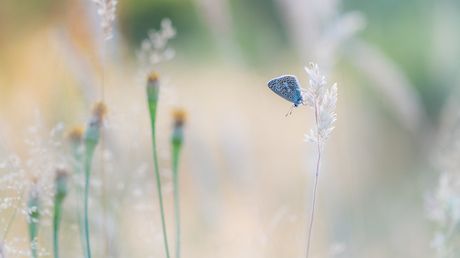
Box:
[303,62,337,258]
[92,0,118,41]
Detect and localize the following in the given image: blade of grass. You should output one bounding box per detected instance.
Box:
[83,139,97,258]
[53,169,68,258]
[171,109,186,258]
[146,72,170,258]
[27,182,41,258]
[82,101,106,258]
[69,127,88,258]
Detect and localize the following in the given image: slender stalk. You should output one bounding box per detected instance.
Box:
[306,145,321,258]
[147,100,170,258]
[27,185,41,258]
[53,170,68,258]
[173,172,180,258]
[100,131,109,258]
[98,31,109,258]
[2,187,26,246]
[71,140,87,258]
[172,141,181,258]
[171,109,186,258]
[82,101,105,258]
[53,201,62,258]
[306,98,322,258]
[146,73,170,257]
[83,142,97,258]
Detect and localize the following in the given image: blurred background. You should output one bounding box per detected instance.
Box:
[0,0,460,257]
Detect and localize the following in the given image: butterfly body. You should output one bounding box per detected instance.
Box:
[267,75,305,107]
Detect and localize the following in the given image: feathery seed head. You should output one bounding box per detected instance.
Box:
[137,18,176,69]
[304,63,338,144]
[92,0,118,40]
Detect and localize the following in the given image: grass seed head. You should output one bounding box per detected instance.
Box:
[68,125,84,142]
[146,72,160,102]
[172,108,187,127]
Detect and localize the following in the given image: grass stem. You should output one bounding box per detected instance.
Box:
[53,202,62,258]
[306,97,322,258]
[148,101,170,258]
[172,139,181,258]
[171,108,186,258]
[146,73,170,258]
[306,145,321,258]
[83,142,97,258]
[53,170,68,258]
[70,135,87,258]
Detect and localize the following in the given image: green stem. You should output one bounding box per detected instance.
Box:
[29,222,38,258]
[84,143,97,258]
[72,146,88,258]
[28,197,40,258]
[53,197,63,258]
[148,100,170,258]
[172,142,181,258]
[101,36,109,258]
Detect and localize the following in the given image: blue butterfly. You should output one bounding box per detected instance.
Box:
[267,75,307,116]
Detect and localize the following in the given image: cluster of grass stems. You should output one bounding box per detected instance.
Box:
[0,69,185,258]
[0,2,186,256]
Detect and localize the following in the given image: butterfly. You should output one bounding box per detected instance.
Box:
[267,75,307,116]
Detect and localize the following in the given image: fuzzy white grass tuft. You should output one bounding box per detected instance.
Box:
[303,62,337,258]
[137,18,176,69]
[92,0,118,41]
[303,62,338,144]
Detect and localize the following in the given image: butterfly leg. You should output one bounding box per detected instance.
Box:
[285,104,295,117]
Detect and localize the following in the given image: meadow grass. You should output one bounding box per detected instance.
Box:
[53,169,68,258]
[27,180,41,258]
[69,126,87,257]
[82,101,107,258]
[146,72,171,258]
[171,108,187,258]
[302,63,337,258]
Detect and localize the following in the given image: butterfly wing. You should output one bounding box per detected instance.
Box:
[267,75,303,105]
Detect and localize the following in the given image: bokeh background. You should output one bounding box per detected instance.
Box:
[0,0,460,257]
